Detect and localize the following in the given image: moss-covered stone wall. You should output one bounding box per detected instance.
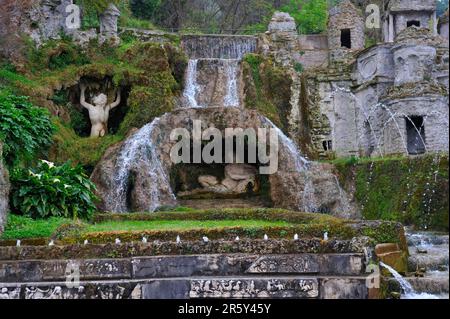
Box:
[1,36,187,169]
[242,54,293,134]
[334,155,449,231]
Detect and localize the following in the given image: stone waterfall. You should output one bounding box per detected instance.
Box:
[182,35,257,108]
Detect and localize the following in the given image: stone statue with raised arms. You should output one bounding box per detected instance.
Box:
[80,83,121,138]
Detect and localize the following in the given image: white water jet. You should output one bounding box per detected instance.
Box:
[110,118,175,213]
[223,59,240,107]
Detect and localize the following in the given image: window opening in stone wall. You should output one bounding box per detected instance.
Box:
[407,20,420,28]
[406,116,426,155]
[340,29,351,49]
[323,140,333,151]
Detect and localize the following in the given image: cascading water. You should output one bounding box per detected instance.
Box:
[182,35,257,108]
[223,59,240,107]
[262,117,310,172]
[380,262,440,299]
[110,118,175,212]
[184,59,200,108]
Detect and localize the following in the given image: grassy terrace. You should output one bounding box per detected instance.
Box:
[85,220,291,232]
[0,208,406,249]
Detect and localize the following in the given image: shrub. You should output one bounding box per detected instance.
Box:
[11,160,98,220]
[0,91,55,167]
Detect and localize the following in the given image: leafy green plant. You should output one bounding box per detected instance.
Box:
[11,160,98,220]
[0,91,55,167]
[281,0,328,34]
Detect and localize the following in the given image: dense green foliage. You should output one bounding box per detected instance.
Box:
[334,155,449,231]
[126,0,329,34]
[130,0,162,21]
[281,0,328,34]
[0,91,55,167]
[11,160,98,220]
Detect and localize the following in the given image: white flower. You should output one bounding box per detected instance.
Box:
[41,160,55,168]
[53,178,61,183]
[64,184,71,189]
[29,170,41,179]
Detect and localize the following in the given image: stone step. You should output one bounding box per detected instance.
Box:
[408,245,449,271]
[0,253,366,283]
[0,275,374,299]
[407,275,450,294]
[179,197,271,210]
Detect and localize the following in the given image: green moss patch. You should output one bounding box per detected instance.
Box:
[1,215,72,240]
[242,54,293,133]
[333,155,449,231]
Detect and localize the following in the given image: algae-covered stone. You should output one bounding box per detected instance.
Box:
[375,243,409,275]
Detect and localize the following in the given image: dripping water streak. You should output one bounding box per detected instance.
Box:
[184,59,200,108]
[263,117,310,172]
[224,59,239,107]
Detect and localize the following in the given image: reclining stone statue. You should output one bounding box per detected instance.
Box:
[80,84,121,138]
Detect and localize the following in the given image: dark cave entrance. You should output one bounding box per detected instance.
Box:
[169,138,273,204]
[406,116,426,155]
[62,77,131,137]
[340,29,352,49]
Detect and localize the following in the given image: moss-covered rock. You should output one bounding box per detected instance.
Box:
[242,54,293,133]
[4,37,188,168]
[334,155,449,231]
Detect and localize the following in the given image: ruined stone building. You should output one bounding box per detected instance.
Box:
[7,0,450,160]
[264,0,449,159]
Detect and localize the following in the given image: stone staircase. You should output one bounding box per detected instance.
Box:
[0,249,376,299]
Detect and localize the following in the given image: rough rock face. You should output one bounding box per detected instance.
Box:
[91,108,359,219]
[22,0,74,46]
[260,12,301,68]
[0,142,10,235]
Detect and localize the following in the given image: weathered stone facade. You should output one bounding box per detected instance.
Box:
[383,0,438,43]
[18,1,120,47]
[0,142,9,236]
[283,1,450,159]
[438,9,449,41]
[327,0,365,64]
[0,251,375,299]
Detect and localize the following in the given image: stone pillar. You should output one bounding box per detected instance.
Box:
[388,14,395,42]
[0,142,10,236]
